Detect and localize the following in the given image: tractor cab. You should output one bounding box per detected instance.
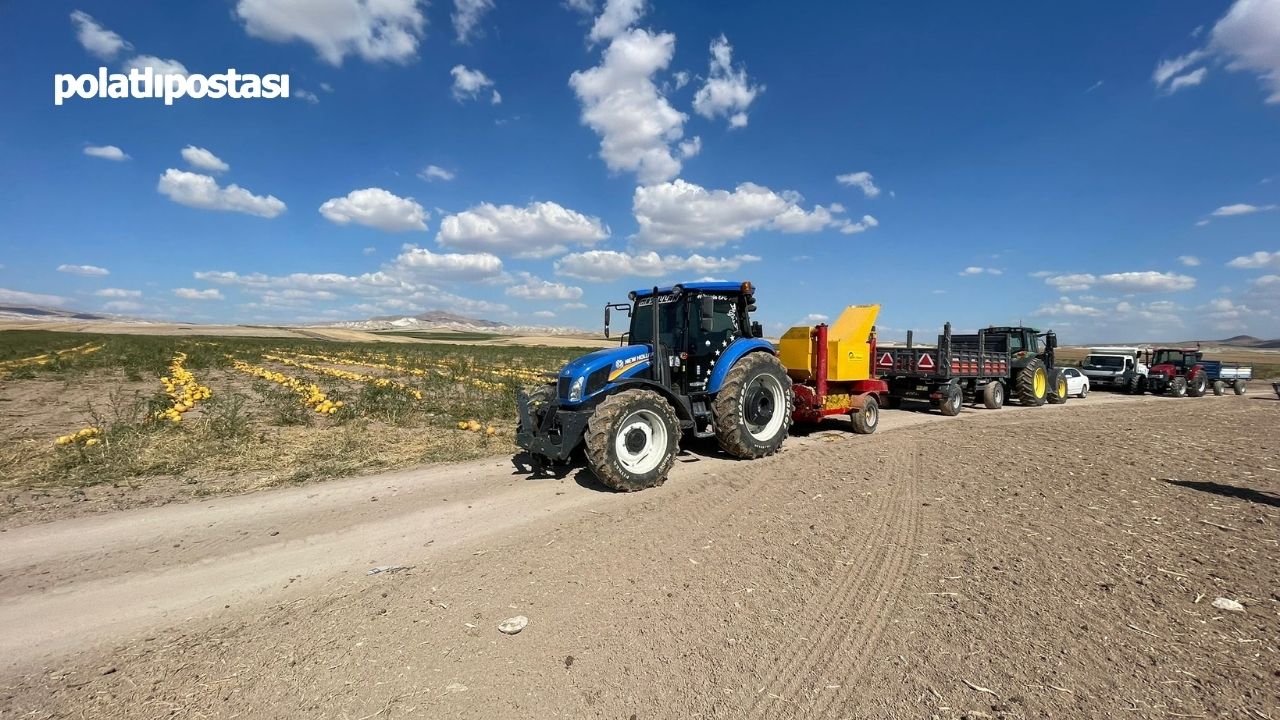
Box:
[977,326,1058,366]
[1150,348,1202,371]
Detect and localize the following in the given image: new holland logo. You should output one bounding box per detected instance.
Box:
[916,353,936,370]
[878,352,894,367]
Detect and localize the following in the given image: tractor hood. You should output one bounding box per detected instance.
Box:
[558,344,653,404]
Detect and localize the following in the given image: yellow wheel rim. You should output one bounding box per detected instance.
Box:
[1034,368,1046,397]
[1058,378,1066,397]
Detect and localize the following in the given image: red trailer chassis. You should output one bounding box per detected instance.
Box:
[790,323,889,431]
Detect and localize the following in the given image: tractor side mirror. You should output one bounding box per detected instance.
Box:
[700,296,715,332]
[604,307,611,338]
[751,321,764,338]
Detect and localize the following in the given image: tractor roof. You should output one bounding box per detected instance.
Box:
[631,281,751,298]
[983,325,1042,334]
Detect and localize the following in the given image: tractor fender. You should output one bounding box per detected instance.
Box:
[706,338,777,395]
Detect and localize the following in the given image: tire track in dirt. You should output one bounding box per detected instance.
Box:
[746,435,922,715]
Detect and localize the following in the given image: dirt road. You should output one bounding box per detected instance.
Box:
[2,393,1277,718]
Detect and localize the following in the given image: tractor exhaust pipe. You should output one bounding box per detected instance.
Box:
[650,286,665,385]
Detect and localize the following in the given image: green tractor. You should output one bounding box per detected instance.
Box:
[951,325,1069,406]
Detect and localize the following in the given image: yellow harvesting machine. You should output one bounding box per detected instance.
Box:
[779,304,881,382]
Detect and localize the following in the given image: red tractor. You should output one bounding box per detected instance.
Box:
[1144,347,1209,397]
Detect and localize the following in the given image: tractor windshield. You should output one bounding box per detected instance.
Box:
[629,295,683,349]
[1152,350,1197,367]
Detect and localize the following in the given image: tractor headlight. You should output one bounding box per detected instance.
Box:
[567,376,586,402]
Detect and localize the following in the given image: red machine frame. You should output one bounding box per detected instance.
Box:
[790,323,889,424]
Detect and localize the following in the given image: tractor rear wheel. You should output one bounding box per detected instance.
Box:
[1125,374,1145,395]
[1187,370,1208,397]
[982,381,1004,409]
[1233,380,1248,395]
[1212,380,1225,396]
[1015,359,1048,406]
[1169,376,1188,398]
[1047,369,1069,405]
[584,389,680,492]
[938,383,963,416]
[713,353,794,459]
[851,396,879,434]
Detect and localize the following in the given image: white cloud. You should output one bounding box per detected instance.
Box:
[505,273,585,301]
[84,144,128,161]
[452,0,494,43]
[1200,297,1259,329]
[678,136,701,158]
[437,200,609,258]
[1211,202,1277,217]
[123,55,188,76]
[632,179,867,248]
[672,71,690,90]
[173,288,224,300]
[363,246,377,255]
[588,0,645,43]
[390,246,503,281]
[181,145,229,174]
[102,300,143,313]
[555,249,759,282]
[570,27,689,184]
[0,288,69,306]
[836,171,880,198]
[1153,49,1209,90]
[1167,67,1208,92]
[235,0,426,65]
[959,266,1002,276]
[1210,0,1280,103]
[295,89,320,104]
[692,35,763,128]
[419,165,455,182]
[319,188,427,232]
[532,310,556,319]
[1226,250,1280,269]
[562,301,588,310]
[95,288,141,298]
[1178,255,1201,266]
[57,264,109,277]
[1043,271,1195,293]
[1034,300,1106,318]
[70,11,133,60]
[840,215,879,235]
[451,65,496,102]
[800,313,828,323]
[158,169,287,218]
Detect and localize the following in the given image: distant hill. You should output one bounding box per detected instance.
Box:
[0,303,113,322]
[322,310,581,336]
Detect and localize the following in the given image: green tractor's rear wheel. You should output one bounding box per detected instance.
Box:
[851,396,879,434]
[1212,380,1226,396]
[1169,376,1188,398]
[1015,359,1048,406]
[713,353,794,458]
[982,381,1004,409]
[938,383,963,416]
[1047,369,1069,405]
[1187,370,1208,397]
[584,389,681,492]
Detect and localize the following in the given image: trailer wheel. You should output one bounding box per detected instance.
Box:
[1015,359,1047,406]
[713,353,794,459]
[938,384,963,416]
[1187,370,1208,397]
[982,381,1004,409]
[1047,370,1069,405]
[584,389,680,492]
[851,396,879,434]
[1212,380,1225,396]
[1233,380,1247,396]
[1169,376,1188,398]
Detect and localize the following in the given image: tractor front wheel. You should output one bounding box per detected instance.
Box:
[1047,369,1069,405]
[1187,370,1208,397]
[938,383,963,416]
[584,389,681,492]
[851,396,879,434]
[982,381,1004,409]
[1169,376,1188,398]
[1015,359,1048,406]
[713,353,794,458]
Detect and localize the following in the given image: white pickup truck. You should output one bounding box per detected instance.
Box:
[1080,347,1148,394]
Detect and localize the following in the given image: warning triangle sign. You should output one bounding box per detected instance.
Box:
[878,352,894,367]
[917,353,935,370]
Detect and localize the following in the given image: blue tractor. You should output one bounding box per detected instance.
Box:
[516,281,793,491]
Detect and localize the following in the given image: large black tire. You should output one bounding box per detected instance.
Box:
[1015,359,1047,406]
[982,381,1004,410]
[1233,380,1247,396]
[938,383,963,417]
[881,394,901,410]
[1187,370,1208,397]
[713,353,793,458]
[851,396,879,434]
[1212,380,1225,396]
[1047,369,1068,405]
[1126,373,1145,396]
[584,389,681,492]
[1169,376,1188,398]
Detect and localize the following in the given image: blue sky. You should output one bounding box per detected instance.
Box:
[2,0,1279,342]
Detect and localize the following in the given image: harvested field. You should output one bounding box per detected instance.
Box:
[0,391,1276,719]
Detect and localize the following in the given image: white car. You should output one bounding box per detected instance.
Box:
[1061,367,1090,398]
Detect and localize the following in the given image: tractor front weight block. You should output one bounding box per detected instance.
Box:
[516,392,590,462]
